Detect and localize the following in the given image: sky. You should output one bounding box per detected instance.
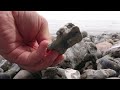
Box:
[36,11,120,35]
[36,11,120,20]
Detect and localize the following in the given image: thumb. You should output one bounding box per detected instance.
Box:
[27,40,49,65]
[36,40,49,57]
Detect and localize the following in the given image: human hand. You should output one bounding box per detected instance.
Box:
[0,11,64,72]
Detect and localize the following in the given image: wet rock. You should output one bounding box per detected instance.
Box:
[42,67,80,79]
[48,23,83,54]
[0,60,12,71]
[96,55,120,73]
[81,69,117,79]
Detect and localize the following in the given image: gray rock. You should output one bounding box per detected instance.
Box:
[111,33,120,40]
[104,44,120,58]
[0,60,12,71]
[79,61,94,72]
[0,68,3,72]
[58,41,98,70]
[42,67,80,79]
[0,73,11,79]
[81,69,117,79]
[48,23,83,54]
[118,75,120,78]
[82,37,92,42]
[96,41,113,54]
[89,33,112,44]
[81,31,88,38]
[96,55,120,73]
[13,70,41,79]
[96,49,103,59]
[106,77,120,79]
[13,70,35,79]
[5,64,20,78]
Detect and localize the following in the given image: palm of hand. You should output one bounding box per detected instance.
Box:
[0,11,63,72]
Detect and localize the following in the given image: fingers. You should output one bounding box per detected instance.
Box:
[36,40,49,57]
[19,50,62,72]
[23,40,49,66]
[44,50,59,66]
[51,54,64,67]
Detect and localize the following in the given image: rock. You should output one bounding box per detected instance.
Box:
[89,35,96,43]
[118,75,120,78]
[13,70,42,79]
[79,61,95,73]
[42,67,80,79]
[0,73,11,79]
[48,23,83,54]
[89,33,112,44]
[96,49,103,59]
[111,33,120,40]
[96,41,113,54]
[13,70,35,79]
[82,37,92,42]
[104,44,120,58]
[107,39,114,45]
[96,55,120,73]
[106,77,120,79]
[51,36,56,42]
[58,40,98,71]
[113,39,120,42]
[76,53,97,73]
[81,69,117,79]
[5,64,20,78]
[0,60,12,71]
[81,31,88,38]
[0,68,3,72]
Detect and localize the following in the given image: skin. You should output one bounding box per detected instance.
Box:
[0,11,64,72]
